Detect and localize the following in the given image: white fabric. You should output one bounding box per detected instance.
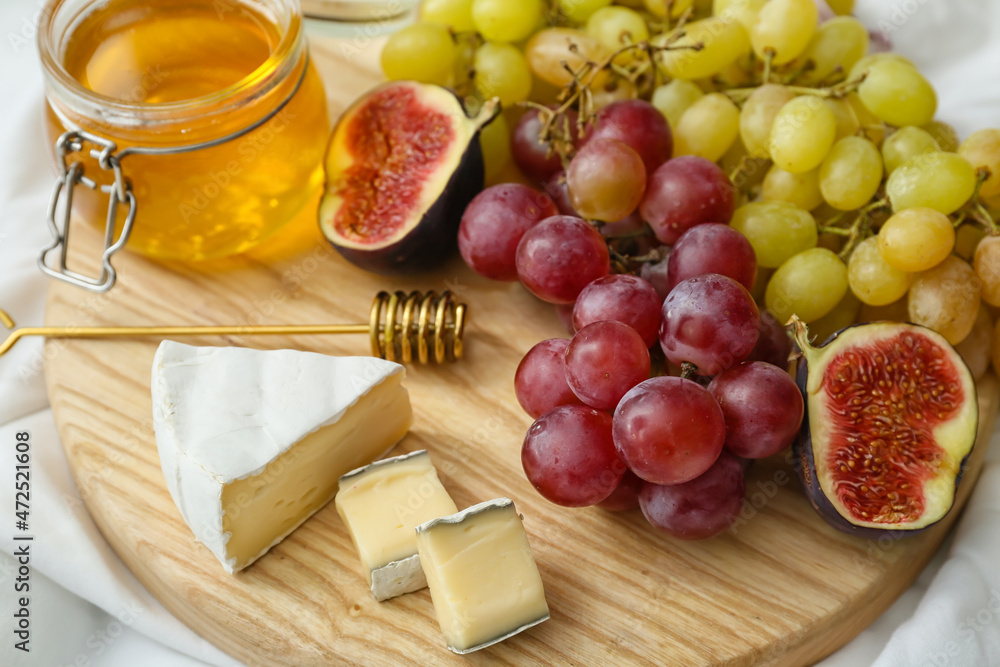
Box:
[1,1,999,665]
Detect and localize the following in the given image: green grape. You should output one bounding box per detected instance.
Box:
[586,6,650,64]
[762,165,823,210]
[955,223,988,262]
[959,128,1000,198]
[560,0,613,22]
[908,255,981,345]
[881,126,940,174]
[730,201,818,269]
[479,112,511,183]
[809,291,861,343]
[826,0,855,15]
[845,92,886,146]
[644,0,693,18]
[923,120,960,152]
[847,52,914,82]
[739,83,795,158]
[381,23,457,87]
[847,236,913,306]
[420,0,476,32]
[769,95,837,173]
[766,248,848,324]
[818,136,883,211]
[673,92,740,162]
[651,79,704,129]
[877,207,955,273]
[713,0,766,31]
[473,42,532,106]
[857,60,937,128]
[654,17,750,80]
[798,16,868,85]
[751,0,818,65]
[826,98,860,140]
[974,236,1000,307]
[887,151,977,214]
[525,28,610,87]
[472,0,544,43]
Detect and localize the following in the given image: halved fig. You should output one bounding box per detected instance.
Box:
[319,81,498,274]
[792,317,978,536]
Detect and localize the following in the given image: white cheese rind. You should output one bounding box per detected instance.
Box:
[152,341,407,573]
[369,554,426,602]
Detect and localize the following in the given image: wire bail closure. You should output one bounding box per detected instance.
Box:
[40,130,136,293]
[38,55,311,294]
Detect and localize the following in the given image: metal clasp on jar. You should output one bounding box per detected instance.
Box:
[40,130,136,293]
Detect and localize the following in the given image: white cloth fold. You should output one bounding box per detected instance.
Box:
[1,1,999,665]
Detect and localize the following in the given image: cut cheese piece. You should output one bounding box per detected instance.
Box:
[415,498,549,654]
[336,450,458,601]
[151,341,411,574]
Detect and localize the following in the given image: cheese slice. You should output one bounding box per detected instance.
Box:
[151,341,412,574]
[336,450,458,601]
[415,498,550,654]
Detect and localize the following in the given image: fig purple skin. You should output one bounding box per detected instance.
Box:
[792,321,979,538]
[319,82,498,275]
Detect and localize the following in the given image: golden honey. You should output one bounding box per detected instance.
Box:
[40,0,329,260]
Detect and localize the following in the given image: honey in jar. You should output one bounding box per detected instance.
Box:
[39,0,329,261]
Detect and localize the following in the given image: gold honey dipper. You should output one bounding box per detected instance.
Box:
[0,291,467,364]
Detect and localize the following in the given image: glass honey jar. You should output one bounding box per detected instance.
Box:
[38,0,330,290]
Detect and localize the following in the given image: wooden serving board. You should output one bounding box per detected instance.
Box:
[44,34,1000,667]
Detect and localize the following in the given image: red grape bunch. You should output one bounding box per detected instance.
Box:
[458,99,805,541]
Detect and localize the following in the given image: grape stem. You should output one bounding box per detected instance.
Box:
[679,362,699,380]
[960,168,1000,236]
[837,198,890,260]
[762,50,774,84]
[519,19,701,167]
[725,74,866,104]
[607,244,667,271]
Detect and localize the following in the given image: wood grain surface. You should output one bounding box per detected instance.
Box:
[42,31,1000,667]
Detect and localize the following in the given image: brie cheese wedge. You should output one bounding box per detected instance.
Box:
[415,498,550,654]
[152,341,412,574]
[336,450,458,601]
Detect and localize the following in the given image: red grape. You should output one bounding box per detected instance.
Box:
[516,216,610,304]
[512,108,580,183]
[541,170,580,216]
[667,223,757,292]
[708,361,804,459]
[747,310,792,369]
[459,184,559,281]
[613,376,725,485]
[640,156,736,244]
[639,450,745,540]
[565,321,651,410]
[660,274,760,376]
[567,139,647,222]
[521,405,626,507]
[572,275,662,347]
[598,470,644,512]
[515,339,583,418]
[583,99,673,175]
[639,255,671,302]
